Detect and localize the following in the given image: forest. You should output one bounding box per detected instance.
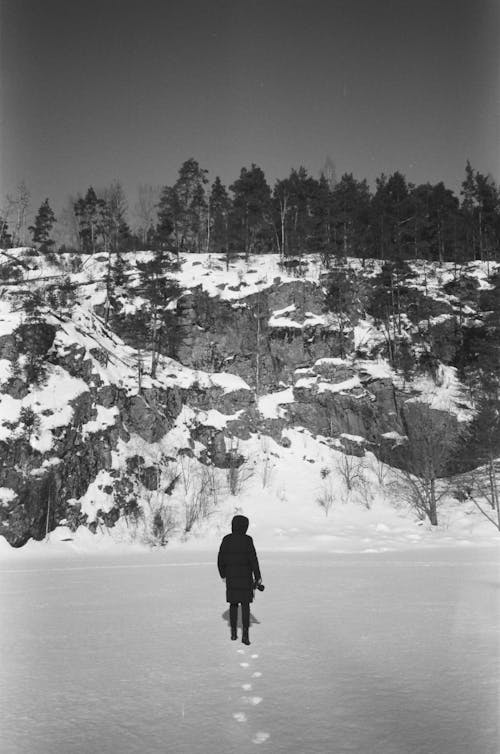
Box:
[1,160,499,265]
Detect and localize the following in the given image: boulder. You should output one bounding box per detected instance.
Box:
[124,394,169,443]
[14,322,56,357]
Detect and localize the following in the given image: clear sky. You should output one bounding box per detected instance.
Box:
[1,0,498,215]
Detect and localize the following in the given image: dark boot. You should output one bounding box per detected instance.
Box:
[230,603,238,641]
[242,628,250,646]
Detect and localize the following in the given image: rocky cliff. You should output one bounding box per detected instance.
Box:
[0,249,497,546]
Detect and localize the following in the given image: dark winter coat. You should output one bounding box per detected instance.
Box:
[217,515,261,604]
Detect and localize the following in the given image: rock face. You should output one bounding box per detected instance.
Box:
[286,361,404,445]
[174,281,348,390]
[0,253,490,547]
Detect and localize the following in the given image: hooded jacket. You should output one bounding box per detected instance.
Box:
[217,515,261,603]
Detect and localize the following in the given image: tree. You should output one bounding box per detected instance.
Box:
[134,184,161,245]
[396,403,463,526]
[310,173,333,262]
[366,260,416,366]
[208,177,231,260]
[324,267,359,357]
[272,177,291,258]
[74,187,107,253]
[371,172,413,260]
[56,197,81,250]
[29,199,56,253]
[99,180,130,253]
[6,181,31,246]
[331,173,371,259]
[230,164,273,257]
[0,215,13,248]
[136,249,181,376]
[160,159,209,253]
[157,185,181,253]
[321,156,337,191]
[461,162,500,263]
[426,182,460,263]
[459,394,500,528]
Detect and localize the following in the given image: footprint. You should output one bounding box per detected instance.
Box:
[242,683,252,691]
[233,712,247,723]
[237,649,245,654]
[251,654,259,659]
[252,671,262,678]
[242,696,263,706]
[252,731,270,744]
[240,662,250,668]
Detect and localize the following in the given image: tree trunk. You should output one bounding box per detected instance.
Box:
[429,478,438,525]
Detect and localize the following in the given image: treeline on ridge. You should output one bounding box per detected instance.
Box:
[1,159,499,264]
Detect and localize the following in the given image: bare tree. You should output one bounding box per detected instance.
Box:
[335,452,365,493]
[321,156,337,190]
[178,454,222,532]
[395,402,464,526]
[226,438,254,495]
[317,467,335,515]
[456,463,500,531]
[7,181,31,246]
[55,196,81,250]
[259,436,275,488]
[134,184,161,244]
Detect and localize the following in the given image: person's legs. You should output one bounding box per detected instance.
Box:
[229,603,238,640]
[241,602,250,645]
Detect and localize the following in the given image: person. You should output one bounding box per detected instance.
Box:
[217,515,262,645]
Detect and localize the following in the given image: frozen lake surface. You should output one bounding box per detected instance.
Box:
[1,547,499,754]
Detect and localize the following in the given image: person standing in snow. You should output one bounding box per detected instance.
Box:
[217,515,262,645]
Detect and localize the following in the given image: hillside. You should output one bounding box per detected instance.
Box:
[0,248,499,551]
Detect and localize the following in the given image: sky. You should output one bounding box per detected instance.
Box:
[0,0,498,219]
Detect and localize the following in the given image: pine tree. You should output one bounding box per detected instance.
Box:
[74,187,107,253]
[136,246,181,376]
[310,174,333,263]
[331,174,371,260]
[29,199,56,253]
[372,172,413,260]
[229,164,273,257]
[208,177,231,259]
[165,158,209,253]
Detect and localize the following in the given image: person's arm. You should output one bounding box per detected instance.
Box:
[249,538,261,583]
[217,539,226,579]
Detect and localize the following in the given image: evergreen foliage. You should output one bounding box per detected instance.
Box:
[10,160,499,263]
[0,217,13,248]
[29,199,56,252]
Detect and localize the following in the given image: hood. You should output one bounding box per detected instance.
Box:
[231,515,249,535]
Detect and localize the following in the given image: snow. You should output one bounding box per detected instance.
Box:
[0,358,12,384]
[81,405,119,437]
[0,393,21,440]
[268,314,302,329]
[78,470,117,521]
[24,366,89,452]
[209,372,251,393]
[175,253,326,301]
[0,487,16,506]
[0,301,22,337]
[0,547,497,754]
[340,433,365,443]
[317,376,361,394]
[407,365,473,420]
[257,388,295,419]
[196,408,243,430]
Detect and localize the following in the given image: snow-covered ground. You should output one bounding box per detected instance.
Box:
[1,547,498,754]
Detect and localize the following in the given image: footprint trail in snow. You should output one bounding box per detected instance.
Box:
[231,647,270,745]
